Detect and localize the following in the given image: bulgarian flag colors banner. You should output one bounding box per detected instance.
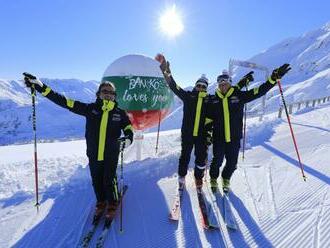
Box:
[102,55,174,130]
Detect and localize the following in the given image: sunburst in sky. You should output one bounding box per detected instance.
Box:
[159,4,184,38]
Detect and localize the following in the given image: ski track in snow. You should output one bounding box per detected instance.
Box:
[312,189,328,248]
[265,161,279,221]
[241,167,262,221]
[0,104,329,248]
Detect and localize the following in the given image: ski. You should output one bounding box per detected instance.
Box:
[95,185,128,248]
[197,189,219,230]
[79,223,98,248]
[78,207,105,248]
[213,188,237,230]
[169,189,183,221]
[223,192,238,230]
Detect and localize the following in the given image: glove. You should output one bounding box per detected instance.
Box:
[271,64,291,81]
[155,53,171,77]
[124,138,131,147]
[23,72,44,91]
[237,71,254,89]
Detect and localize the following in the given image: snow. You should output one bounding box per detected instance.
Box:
[103,54,164,78]
[1,103,330,247]
[233,22,330,86]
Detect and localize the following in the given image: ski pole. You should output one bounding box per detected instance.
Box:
[277,79,306,181]
[204,149,208,183]
[242,84,249,161]
[155,109,161,154]
[119,140,125,233]
[31,84,40,211]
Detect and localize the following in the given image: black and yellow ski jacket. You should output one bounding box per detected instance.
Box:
[166,76,210,138]
[208,77,277,143]
[36,84,133,161]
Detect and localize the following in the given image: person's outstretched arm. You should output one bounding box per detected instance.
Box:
[23,72,89,116]
[239,64,291,104]
[155,54,188,101]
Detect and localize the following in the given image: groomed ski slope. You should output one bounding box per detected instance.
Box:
[0,103,329,248]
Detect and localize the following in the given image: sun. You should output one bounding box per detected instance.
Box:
[159,5,184,38]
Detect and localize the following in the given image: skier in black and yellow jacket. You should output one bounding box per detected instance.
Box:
[23,73,133,221]
[155,54,211,190]
[208,64,291,193]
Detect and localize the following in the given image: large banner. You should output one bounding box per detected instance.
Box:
[102,75,172,111]
[102,54,174,130]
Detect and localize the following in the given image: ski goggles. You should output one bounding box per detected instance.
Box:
[101,89,116,95]
[217,75,232,84]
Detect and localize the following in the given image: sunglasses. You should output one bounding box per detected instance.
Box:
[195,84,207,89]
[101,89,116,95]
[218,79,231,85]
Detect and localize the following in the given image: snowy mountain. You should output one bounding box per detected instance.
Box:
[0,78,98,145]
[240,22,330,85]
[0,103,329,247]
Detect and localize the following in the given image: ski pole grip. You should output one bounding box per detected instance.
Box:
[117,135,129,142]
[118,135,129,150]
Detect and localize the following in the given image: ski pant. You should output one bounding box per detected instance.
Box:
[209,139,240,180]
[178,135,207,180]
[88,153,119,205]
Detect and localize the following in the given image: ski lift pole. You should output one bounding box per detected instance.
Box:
[242,85,249,161]
[277,80,306,181]
[31,84,40,211]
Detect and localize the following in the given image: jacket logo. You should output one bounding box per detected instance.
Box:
[92,109,100,115]
[112,113,121,121]
[230,96,240,103]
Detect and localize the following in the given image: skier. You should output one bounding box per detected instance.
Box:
[155,53,211,190]
[208,64,291,193]
[23,73,133,222]
[205,70,252,161]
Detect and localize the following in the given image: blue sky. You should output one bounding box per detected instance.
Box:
[1,0,329,86]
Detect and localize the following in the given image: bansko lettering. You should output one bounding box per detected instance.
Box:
[128,77,161,90]
[120,76,170,108]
